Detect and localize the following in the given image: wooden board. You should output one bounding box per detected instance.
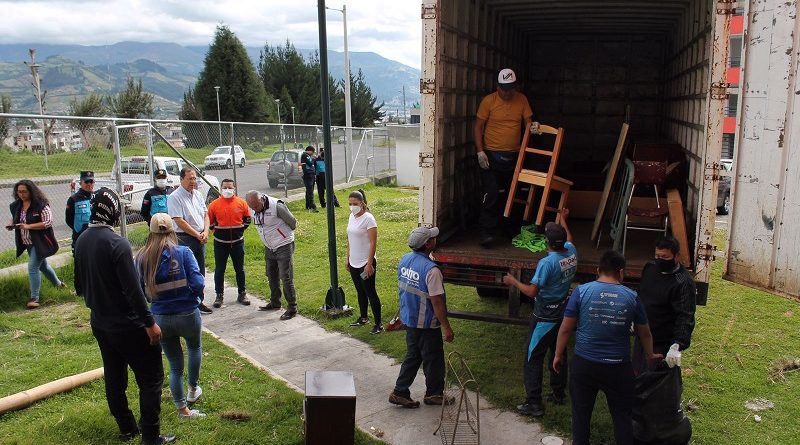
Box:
[667,188,691,267]
[591,123,629,241]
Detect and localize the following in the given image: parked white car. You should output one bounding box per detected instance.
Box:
[70,156,221,212]
[204,145,246,169]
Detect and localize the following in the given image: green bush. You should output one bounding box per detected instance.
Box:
[248,142,263,153]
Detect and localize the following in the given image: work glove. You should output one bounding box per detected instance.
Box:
[477,151,490,170]
[530,121,543,135]
[665,343,682,368]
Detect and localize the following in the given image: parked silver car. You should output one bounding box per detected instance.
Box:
[266,149,304,189]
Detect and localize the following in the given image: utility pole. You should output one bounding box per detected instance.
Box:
[326,4,352,167]
[214,86,222,146]
[26,49,48,169]
[402,85,407,124]
[291,106,297,148]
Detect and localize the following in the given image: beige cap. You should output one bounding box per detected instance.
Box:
[149,213,174,234]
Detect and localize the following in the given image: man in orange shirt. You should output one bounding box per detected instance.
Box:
[474,68,533,247]
[207,179,251,308]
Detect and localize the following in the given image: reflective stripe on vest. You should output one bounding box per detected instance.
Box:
[74,197,91,232]
[155,278,188,293]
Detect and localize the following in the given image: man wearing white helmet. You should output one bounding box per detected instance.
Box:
[474,68,533,247]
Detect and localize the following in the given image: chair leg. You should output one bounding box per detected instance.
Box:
[523,185,536,221]
[556,188,570,225]
[536,185,552,227]
[504,174,519,218]
[622,215,629,255]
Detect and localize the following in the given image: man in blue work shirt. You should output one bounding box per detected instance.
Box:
[389,226,454,409]
[300,146,318,212]
[503,210,576,417]
[66,170,95,249]
[141,169,174,224]
[552,250,662,445]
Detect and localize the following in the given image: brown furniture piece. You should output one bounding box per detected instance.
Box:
[623,160,670,254]
[591,122,630,241]
[304,370,356,444]
[666,189,691,267]
[503,123,572,226]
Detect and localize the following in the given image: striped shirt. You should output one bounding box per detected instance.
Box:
[20,204,53,245]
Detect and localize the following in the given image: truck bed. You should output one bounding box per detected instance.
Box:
[433,220,654,285]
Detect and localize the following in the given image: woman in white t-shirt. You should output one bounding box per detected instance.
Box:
[346,189,383,334]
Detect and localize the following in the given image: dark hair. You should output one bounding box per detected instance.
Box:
[305,145,315,151]
[598,250,626,276]
[13,180,49,207]
[221,178,235,185]
[179,167,195,179]
[349,189,369,211]
[655,236,680,254]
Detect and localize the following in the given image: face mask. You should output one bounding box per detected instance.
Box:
[655,258,676,273]
[349,205,361,215]
[221,189,235,199]
[155,179,167,188]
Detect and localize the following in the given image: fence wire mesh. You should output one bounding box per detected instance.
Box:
[0,113,397,254]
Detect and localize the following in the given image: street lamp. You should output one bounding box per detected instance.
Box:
[325,4,353,166]
[290,106,297,148]
[214,86,222,145]
[275,99,287,197]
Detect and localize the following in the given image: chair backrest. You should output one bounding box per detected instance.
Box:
[609,158,636,251]
[632,160,667,186]
[515,122,564,179]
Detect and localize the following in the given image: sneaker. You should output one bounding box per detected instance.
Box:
[516,402,545,417]
[140,434,176,445]
[213,294,224,308]
[237,292,251,306]
[370,324,384,335]
[545,393,566,405]
[388,392,420,409]
[26,299,40,309]
[259,302,281,311]
[178,409,207,419]
[423,394,455,406]
[56,282,67,290]
[198,303,213,314]
[280,308,297,320]
[308,208,319,213]
[350,317,369,327]
[118,429,140,442]
[187,385,203,403]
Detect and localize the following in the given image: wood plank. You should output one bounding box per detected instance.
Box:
[591,122,630,241]
[667,188,691,267]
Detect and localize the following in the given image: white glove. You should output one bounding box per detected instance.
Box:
[665,343,682,368]
[477,151,490,170]
[530,121,543,135]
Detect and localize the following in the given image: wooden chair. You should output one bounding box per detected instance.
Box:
[503,123,572,226]
[622,160,670,254]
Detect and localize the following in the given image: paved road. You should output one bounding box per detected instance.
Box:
[0,143,393,251]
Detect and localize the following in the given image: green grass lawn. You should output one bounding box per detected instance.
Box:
[206,185,800,444]
[0,143,280,180]
[0,273,383,444]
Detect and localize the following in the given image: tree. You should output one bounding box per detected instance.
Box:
[179,87,214,148]
[259,41,317,124]
[68,94,105,148]
[106,77,154,119]
[195,26,272,123]
[347,69,384,127]
[179,87,203,121]
[0,95,10,142]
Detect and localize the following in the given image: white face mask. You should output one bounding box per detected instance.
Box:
[155,179,167,189]
[221,189,235,199]
[349,205,361,215]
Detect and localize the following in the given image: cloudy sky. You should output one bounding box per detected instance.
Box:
[0,0,423,68]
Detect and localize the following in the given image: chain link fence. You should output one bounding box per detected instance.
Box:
[0,113,397,255]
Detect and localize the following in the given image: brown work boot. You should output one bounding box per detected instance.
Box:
[213,294,224,308]
[423,394,455,406]
[237,291,250,306]
[389,391,420,409]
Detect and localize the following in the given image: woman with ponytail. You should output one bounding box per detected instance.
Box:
[345,189,383,334]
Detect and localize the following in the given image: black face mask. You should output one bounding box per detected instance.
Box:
[655,258,676,273]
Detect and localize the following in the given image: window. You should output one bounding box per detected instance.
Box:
[164,160,180,176]
[120,159,149,175]
[212,147,230,155]
[271,152,285,162]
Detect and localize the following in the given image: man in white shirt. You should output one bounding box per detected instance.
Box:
[167,167,212,314]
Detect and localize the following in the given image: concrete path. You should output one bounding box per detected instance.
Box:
[202,281,569,445]
[0,251,73,278]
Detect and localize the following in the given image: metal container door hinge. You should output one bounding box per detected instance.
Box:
[420,79,435,94]
[419,153,434,168]
[711,82,731,99]
[697,243,718,262]
[422,4,436,19]
[716,0,735,14]
[705,162,722,181]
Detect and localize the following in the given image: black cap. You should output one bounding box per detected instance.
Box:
[90,187,121,226]
[80,171,95,181]
[154,168,167,178]
[544,222,567,247]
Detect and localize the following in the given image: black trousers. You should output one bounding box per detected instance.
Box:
[316,172,339,207]
[178,233,206,303]
[92,327,164,442]
[393,327,445,398]
[213,239,245,294]
[570,354,635,445]
[303,174,317,209]
[348,258,381,324]
[479,151,518,235]
[523,317,567,404]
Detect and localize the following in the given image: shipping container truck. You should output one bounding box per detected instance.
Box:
[419,0,737,323]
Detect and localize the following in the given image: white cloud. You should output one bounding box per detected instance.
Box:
[0,0,422,68]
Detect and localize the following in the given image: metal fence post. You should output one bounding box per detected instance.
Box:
[111,121,127,238]
[230,123,238,195]
[146,121,155,188]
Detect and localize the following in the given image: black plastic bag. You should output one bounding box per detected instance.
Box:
[632,365,692,445]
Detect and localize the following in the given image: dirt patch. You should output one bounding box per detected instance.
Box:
[768,357,800,383]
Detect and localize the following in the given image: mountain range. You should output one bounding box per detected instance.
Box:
[0,42,420,119]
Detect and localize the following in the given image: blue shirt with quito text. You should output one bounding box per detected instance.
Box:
[529,241,577,321]
[564,281,648,364]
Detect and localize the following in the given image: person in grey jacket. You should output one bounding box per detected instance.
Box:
[245,190,298,320]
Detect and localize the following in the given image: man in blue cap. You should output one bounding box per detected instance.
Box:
[141,169,174,224]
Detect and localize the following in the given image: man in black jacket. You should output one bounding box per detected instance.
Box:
[75,187,175,445]
[140,169,173,224]
[300,146,318,212]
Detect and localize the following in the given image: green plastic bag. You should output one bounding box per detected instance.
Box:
[512,224,549,254]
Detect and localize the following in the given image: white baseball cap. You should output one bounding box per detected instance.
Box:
[498,68,517,89]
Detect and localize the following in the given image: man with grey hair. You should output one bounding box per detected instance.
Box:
[245,190,298,320]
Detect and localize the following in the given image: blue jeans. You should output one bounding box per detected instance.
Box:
[27,245,61,299]
[154,309,202,410]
